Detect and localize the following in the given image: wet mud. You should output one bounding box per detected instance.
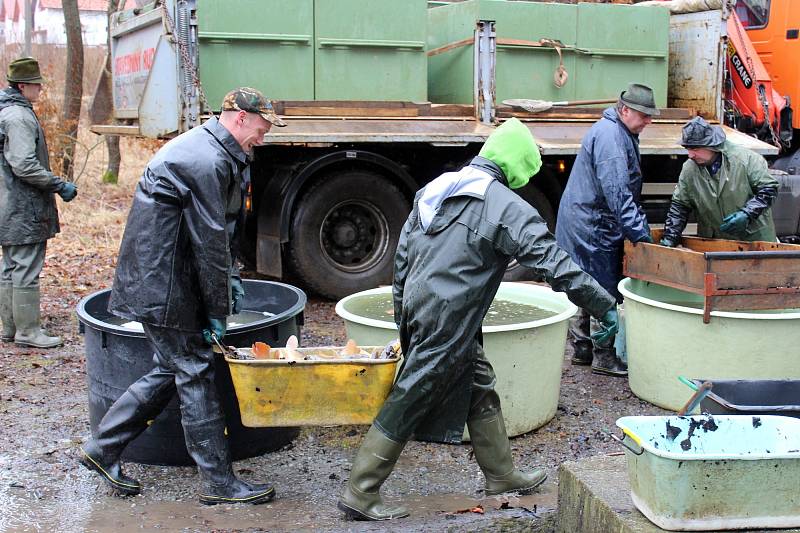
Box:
[0,294,668,532]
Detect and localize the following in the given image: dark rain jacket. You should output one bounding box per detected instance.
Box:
[109,117,248,332]
[0,87,65,246]
[666,140,777,242]
[375,160,616,444]
[555,107,650,302]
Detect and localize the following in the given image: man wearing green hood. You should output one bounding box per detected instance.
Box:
[338,118,619,521]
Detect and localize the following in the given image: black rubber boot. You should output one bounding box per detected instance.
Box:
[185,418,275,506]
[80,439,141,495]
[338,425,409,521]
[591,346,628,377]
[468,412,547,495]
[570,342,593,366]
[79,366,176,496]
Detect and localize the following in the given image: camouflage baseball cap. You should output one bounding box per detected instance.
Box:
[221,87,286,127]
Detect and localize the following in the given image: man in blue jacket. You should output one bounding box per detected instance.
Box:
[555,83,656,376]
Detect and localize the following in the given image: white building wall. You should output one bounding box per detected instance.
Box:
[6,8,108,46]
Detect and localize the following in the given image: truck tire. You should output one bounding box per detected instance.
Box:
[504,185,557,282]
[288,170,411,300]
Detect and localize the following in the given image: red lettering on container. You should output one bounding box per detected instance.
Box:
[142,47,156,70]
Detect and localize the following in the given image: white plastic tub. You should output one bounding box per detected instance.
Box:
[335,282,578,437]
[616,414,800,531]
[619,278,800,410]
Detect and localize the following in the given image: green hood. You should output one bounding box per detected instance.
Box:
[478,118,541,189]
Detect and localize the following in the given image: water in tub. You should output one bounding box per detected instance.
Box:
[344,293,557,326]
[106,310,276,332]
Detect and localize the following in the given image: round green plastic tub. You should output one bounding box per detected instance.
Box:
[619,278,800,411]
[335,282,578,438]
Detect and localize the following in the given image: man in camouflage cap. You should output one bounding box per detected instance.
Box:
[660,116,778,246]
[81,87,285,505]
[0,57,77,349]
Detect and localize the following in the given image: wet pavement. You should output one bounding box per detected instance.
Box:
[0,295,666,532]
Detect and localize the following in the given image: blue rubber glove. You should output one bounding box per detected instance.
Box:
[638,234,654,244]
[659,236,679,247]
[57,182,78,202]
[591,308,619,346]
[719,211,749,237]
[202,317,227,346]
[231,276,245,314]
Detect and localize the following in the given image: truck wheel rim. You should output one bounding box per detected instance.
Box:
[319,200,390,274]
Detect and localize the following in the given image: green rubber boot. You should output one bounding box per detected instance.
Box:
[338,425,409,521]
[468,412,547,496]
[0,281,14,342]
[13,287,61,348]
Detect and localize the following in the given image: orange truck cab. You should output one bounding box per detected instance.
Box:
[734,0,800,241]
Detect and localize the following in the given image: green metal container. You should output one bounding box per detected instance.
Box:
[197,0,315,104]
[427,0,668,105]
[198,0,427,105]
[335,282,578,438]
[616,415,800,531]
[314,0,428,101]
[620,278,800,411]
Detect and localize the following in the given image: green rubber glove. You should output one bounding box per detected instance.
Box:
[659,236,679,247]
[638,234,654,244]
[57,182,78,202]
[202,317,227,346]
[719,211,749,237]
[231,276,245,314]
[591,308,619,346]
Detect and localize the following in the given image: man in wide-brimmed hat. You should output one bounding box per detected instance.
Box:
[0,57,78,349]
[659,116,777,246]
[555,83,658,377]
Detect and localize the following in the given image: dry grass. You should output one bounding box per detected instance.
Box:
[38,128,160,340]
[0,44,165,339]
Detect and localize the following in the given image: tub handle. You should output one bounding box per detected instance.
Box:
[610,430,644,456]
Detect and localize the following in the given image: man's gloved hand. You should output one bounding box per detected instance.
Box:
[202,317,227,346]
[57,182,78,202]
[638,234,654,244]
[231,276,245,314]
[591,308,619,346]
[659,236,679,247]
[719,210,749,237]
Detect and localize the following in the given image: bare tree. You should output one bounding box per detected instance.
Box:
[61,0,84,180]
[98,0,122,183]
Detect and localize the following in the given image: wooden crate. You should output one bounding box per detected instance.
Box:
[623,229,800,323]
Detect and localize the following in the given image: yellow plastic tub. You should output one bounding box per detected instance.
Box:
[225,347,399,427]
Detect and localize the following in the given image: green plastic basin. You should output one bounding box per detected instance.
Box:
[617,415,800,530]
[619,278,800,411]
[335,282,578,437]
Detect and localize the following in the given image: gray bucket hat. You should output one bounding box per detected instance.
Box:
[681,116,726,150]
[619,83,660,116]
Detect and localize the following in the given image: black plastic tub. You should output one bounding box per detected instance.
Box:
[691,379,800,418]
[77,280,306,466]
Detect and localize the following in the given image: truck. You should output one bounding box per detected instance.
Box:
[92,0,799,299]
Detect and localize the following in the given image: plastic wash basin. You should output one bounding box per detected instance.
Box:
[615,414,800,531]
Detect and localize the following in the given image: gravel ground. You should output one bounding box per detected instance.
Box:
[0,290,669,533]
